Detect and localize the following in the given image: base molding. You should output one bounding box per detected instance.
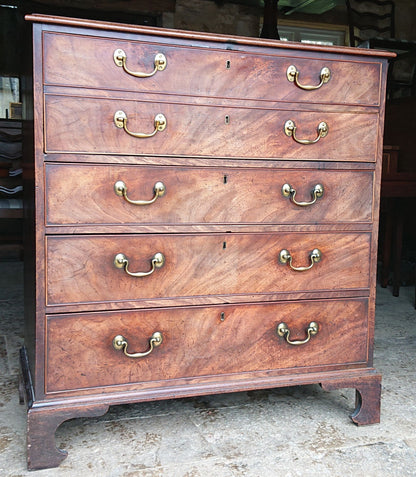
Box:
[21,347,381,470]
[321,373,381,425]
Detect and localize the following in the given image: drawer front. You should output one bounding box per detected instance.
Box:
[44,94,378,162]
[43,32,381,106]
[46,233,371,306]
[45,163,374,226]
[45,298,369,393]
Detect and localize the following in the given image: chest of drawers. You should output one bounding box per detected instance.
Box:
[21,14,393,470]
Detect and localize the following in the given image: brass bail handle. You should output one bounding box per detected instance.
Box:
[284,120,328,145]
[286,65,331,90]
[114,252,165,277]
[113,331,163,358]
[277,322,319,346]
[114,111,167,139]
[282,183,324,207]
[113,49,167,78]
[279,248,322,272]
[114,180,166,206]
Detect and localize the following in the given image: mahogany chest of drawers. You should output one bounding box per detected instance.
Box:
[21,14,393,470]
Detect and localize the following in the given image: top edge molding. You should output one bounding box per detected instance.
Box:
[25,13,396,58]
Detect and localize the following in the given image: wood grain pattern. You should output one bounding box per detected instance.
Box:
[321,373,381,425]
[23,15,389,470]
[45,163,373,226]
[27,403,109,470]
[27,14,395,59]
[43,32,382,106]
[45,232,371,306]
[45,298,369,393]
[44,94,378,161]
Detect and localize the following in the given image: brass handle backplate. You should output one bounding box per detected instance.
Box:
[282,183,324,207]
[114,111,166,138]
[114,180,166,205]
[277,322,319,345]
[113,49,167,78]
[113,331,163,358]
[284,120,328,145]
[279,248,322,272]
[286,65,331,90]
[114,252,165,277]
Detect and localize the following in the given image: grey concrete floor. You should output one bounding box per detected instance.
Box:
[0,260,415,476]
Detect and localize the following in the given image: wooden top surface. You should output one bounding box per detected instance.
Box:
[26,13,396,59]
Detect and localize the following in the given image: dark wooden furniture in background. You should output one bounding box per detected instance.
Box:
[21,14,392,470]
[346,0,416,98]
[384,97,416,174]
[0,119,23,260]
[260,0,280,39]
[346,0,395,48]
[382,96,416,306]
[380,145,416,306]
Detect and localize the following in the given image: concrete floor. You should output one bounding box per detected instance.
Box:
[0,260,415,476]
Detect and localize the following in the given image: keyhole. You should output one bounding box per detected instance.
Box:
[225,115,230,125]
[223,241,227,249]
[226,60,231,69]
[220,312,225,322]
[224,175,228,184]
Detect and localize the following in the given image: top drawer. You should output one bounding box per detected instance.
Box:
[42,32,382,106]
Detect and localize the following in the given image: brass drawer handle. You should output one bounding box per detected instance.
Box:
[279,248,322,272]
[114,110,167,138]
[113,331,163,358]
[114,180,166,205]
[282,183,324,207]
[113,49,167,78]
[284,120,328,145]
[114,252,165,277]
[286,65,331,90]
[277,322,319,346]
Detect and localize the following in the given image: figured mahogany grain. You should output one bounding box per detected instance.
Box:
[45,298,369,393]
[42,31,382,106]
[23,15,389,470]
[45,163,373,226]
[45,232,371,306]
[44,94,378,161]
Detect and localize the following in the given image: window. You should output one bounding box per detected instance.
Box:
[278,24,346,46]
[0,76,20,119]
